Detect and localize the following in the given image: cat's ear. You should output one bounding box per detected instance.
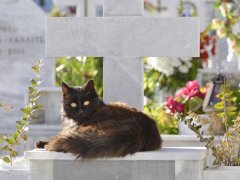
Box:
[62,82,71,95]
[84,79,96,93]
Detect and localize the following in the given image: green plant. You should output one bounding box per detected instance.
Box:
[179,82,240,166]
[144,57,201,96]
[55,57,103,97]
[0,60,43,164]
[144,102,179,134]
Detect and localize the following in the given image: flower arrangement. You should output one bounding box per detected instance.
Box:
[211,0,240,56]
[145,57,201,94]
[163,77,240,166]
[164,80,206,115]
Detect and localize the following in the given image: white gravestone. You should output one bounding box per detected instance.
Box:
[0,0,54,127]
[46,0,199,110]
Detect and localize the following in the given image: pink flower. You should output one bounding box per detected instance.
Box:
[166,97,185,113]
[175,89,184,98]
[183,80,205,99]
[175,102,185,113]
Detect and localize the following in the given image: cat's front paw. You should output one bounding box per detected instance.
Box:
[35,141,48,149]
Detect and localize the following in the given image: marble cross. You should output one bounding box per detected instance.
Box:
[46,0,199,110]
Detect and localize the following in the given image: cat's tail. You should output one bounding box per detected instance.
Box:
[45,129,142,159]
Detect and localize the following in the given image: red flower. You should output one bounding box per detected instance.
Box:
[175,102,185,113]
[211,44,216,56]
[166,97,185,113]
[200,50,209,62]
[200,34,217,63]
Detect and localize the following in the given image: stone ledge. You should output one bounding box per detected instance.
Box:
[203,166,240,180]
[25,147,207,161]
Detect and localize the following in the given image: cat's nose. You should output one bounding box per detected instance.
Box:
[79,109,83,114]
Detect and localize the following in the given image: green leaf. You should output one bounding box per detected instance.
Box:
[32,65,39,73]
[16,120,28,126]
[10,151,18,158]
[21,116,28,121]
[188,97,203,112]
[31,79,37,86]
[1,145,9,151]
[20,108,31,114]
[5,139,13,145]
[16,124,23,130]
[214,102,224,110]
[29,97,35,102]
[216,92,224,99]
[28,87,36,94]
[226,107,237,112]
[2,157,11,163]
[227,111,237,116]
[217,112,225,118]
[33,105,43,110]
[13,130,21,138]
[16,121,23,125]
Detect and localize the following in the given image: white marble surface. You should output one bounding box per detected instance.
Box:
[26,147,206,180]
[103,57,144,109]
[102,0,144,110]
[0,0,44,59]
[25,147,207,161]
[104,0,143,16]
[0,0,55,127]
[52,0,80,6]
[46,17,199,57]
[203,166,240,180]
[0,157,28,180]
[34,87,62,125]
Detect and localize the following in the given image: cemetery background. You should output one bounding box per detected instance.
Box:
[0,0,240,179]
[0,0,238,153]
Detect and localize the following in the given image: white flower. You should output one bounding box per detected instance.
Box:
[166,66,174,76]
[178,65,189,73]
[147,57,174,76]
[170,58,182,67]
[226,3,234,11]
[181,57,192,62]
[185,61,192,68]
[219,5,227,17]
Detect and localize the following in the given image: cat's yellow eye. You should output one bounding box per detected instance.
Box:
[70,102,77,108]
[83,101,90,106]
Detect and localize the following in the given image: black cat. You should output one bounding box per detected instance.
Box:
[36,80,162,158]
